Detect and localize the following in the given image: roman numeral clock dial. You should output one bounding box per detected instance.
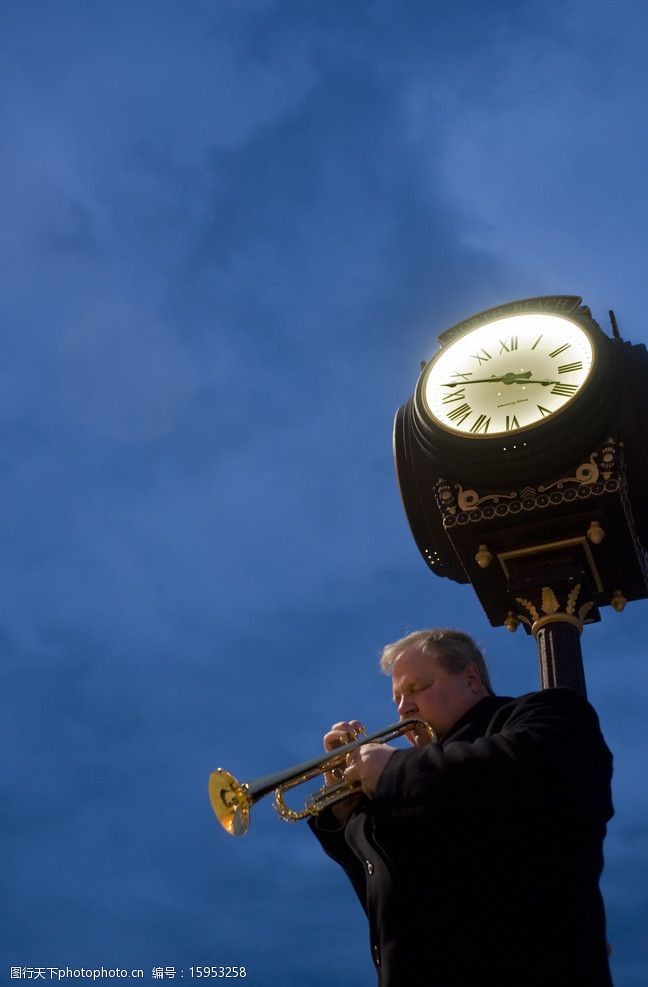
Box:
[407,297,619,487]
[422,314,594,437]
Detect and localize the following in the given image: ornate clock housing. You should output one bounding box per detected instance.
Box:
[394,295,648,638]
[407,296,619,488]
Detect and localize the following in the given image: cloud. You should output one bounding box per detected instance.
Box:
[56,305,199,440]
[3,2,648,980]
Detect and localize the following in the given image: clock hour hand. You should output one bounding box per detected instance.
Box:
[511,376,567,386]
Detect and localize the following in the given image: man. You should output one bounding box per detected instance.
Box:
[309,629,614,987]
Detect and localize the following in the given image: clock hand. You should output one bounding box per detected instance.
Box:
[442,371,533,387]
[515,377,564,386]
[443,372,570,388]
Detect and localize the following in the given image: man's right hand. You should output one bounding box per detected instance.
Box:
[321,720,365,825]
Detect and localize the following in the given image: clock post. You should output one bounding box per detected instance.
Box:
[535,621,587,695]
[395,296,648,695]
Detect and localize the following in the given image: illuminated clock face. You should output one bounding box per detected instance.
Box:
[422,313,595,437]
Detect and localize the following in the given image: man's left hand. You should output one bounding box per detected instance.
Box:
[344,743,395,797]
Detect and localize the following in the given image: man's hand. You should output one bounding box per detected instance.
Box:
[321,720,366,825]
[344,742,396,798]
[320,722,397,824]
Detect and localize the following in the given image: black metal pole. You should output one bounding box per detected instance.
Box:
[534,620,587,697]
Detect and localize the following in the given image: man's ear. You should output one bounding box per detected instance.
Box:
[463,662,483,694]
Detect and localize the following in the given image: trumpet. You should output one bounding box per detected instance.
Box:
[208,717,435,836]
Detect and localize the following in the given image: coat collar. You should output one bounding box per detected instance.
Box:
[440,694,512,746]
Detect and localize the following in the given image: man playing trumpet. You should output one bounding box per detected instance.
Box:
[310,628,614,986]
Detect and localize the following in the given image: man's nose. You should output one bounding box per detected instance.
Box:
[398,694,415,716]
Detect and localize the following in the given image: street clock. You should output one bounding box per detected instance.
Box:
[407,296,619,488]
[394,294,648,692]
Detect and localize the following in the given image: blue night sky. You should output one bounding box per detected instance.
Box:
[3,2,648,985]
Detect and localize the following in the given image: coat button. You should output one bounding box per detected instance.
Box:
[366,859,374,875]
[372,944,381,966]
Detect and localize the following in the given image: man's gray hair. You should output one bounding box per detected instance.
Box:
[379,628,493,694]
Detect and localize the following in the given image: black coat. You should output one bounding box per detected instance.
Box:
[310,688,614,987]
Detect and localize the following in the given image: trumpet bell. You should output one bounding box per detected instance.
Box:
[209,768,252,837]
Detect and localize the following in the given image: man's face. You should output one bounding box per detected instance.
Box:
[391,645,486,742]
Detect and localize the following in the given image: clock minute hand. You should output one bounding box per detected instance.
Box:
[442,371,533,387]
[523,377,561,386]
